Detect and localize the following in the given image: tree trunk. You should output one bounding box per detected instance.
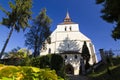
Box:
[34,37,38,57]
[0,27,14,58]
[34,45,37,57]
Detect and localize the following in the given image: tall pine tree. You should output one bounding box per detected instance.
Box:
[25,8,52,57]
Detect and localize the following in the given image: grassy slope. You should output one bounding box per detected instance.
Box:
[88,57,120,80]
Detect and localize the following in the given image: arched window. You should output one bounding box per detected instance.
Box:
[43,43,47,50]
[65,55,67,59]
[48,37,51,44]
[75,55,77,59]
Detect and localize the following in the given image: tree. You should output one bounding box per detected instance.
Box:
[0,0,32,58]
[30,54,66,78]
[25,8,52,57]
[50,54,65,78]
[81,41,90,70]
[4,48,31,59]
[96,0,120,40]
[105,49,114,66]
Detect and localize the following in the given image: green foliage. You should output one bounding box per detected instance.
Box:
[39,55,51,68]
[38,69,58,80]
[88,57,120,80]
[51,54,64,72]
[1,48,32,66]
[5,48,30,59]
[20,56,31,66]
[30,57,41,67]
[0,0,32,58]
[30,54,66,79]
[96,0,120,40]
[96,0,105,4]
[81,41,90,69]
[1,0,32,29]
[1,54,66,79]
[30,55,51,68]
[25,8,52,57]
[105,50,114,66]
[0,64,62,80]
[81,41,90,61]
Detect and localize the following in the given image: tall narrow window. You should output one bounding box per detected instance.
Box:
[48,48,51,54]
[69,26,71,31]
[65,27,67,31]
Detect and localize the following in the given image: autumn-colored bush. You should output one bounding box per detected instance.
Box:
[30,54,66,79]
[0,64,64,80]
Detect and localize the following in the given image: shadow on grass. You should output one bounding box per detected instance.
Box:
[89,64,120,80]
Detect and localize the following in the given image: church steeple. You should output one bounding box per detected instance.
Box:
[60,11,75,24]
[64,11,72,22]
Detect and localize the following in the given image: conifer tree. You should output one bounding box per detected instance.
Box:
[81,41,90,69]
[25,8,52,57]
[96,0,120,40]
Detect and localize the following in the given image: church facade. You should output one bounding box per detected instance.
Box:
[40,12,97,75]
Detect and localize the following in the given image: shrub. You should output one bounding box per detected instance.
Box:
[30,54,66,79]
[0,64,63,80]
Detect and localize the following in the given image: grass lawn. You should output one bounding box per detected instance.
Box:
[87,57,120,80]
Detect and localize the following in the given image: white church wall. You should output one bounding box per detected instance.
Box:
[57,24,79,32]
[40,12,98,75]
[61,53,81,75]
[56,32,68,41]
[50,30,56,42]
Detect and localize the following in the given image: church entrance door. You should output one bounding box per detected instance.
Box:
[65,64,74,74]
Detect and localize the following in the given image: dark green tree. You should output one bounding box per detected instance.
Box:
[0,0,32,58]
[50,54,65,77]
[50,54,64,71]
[81,41,90,69]
[25,8,52,57]
[29,54,65,78]
[39,55,51,68]
[96,0,120,40]
[30,55,51,68]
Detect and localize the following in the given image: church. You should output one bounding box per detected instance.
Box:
[40,12,97,75]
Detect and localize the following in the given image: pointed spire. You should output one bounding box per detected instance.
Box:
[64,11,72,22]
[65,11,70,19]
[60,11,75,24]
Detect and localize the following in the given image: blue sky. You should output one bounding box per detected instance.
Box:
[0,0,120,59]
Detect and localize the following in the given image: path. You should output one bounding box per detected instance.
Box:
[67,74,91,80]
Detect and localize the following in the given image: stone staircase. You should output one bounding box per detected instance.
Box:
[67,74,90,80]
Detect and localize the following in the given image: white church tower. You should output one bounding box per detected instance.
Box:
[40,12,97,75]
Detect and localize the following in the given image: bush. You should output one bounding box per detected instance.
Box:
[30,55,51,68]
[30,54,66,79]
[0,64,63,80]
[50,54,66,78]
